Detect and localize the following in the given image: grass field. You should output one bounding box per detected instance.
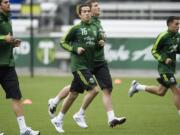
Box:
[0,76,180,135]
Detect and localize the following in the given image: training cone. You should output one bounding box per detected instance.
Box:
[22,99,32,105]
[114,79,121,85]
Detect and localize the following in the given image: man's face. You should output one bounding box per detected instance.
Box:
[0,0,10,13]
[169,19,180,33]
[91,2,100,16]
[79,6,91,22]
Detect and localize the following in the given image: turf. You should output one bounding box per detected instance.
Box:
[0,76,180,135]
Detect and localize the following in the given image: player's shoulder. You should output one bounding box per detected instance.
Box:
[70,23,81,30]
[66,23,81,34]
[156,31,169,40]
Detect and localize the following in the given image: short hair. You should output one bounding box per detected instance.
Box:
[167,16,179,26]
[85,0,98,7]
[76,3,90,15]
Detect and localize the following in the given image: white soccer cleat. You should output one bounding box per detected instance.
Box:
[51,117,64,133]
[73,113,88,128]
[48,98,57,119]
[109,117,126,128]
[20,127,40,135]
[128,80,138,97]
[0,132,4,135]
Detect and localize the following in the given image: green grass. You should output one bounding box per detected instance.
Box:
[0,76,180,135]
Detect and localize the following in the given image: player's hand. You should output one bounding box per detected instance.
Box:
[165,58,172,64]
[77,47,85,55]
[11,39,21,47]
[98,40,105,47]
[5,33,13,43]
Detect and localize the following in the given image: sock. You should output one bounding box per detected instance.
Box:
[56,112,65,121]
[178,110,180,115]
[77,107,85,115]
[107,110,115,122]
[136,84,146,91]
[17,116,27,133]
[53,96,60,105]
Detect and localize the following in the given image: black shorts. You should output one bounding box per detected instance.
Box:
[92,63,113,91]
[156,73,177,88]
[70,69,97,93]
[0,67,22,99]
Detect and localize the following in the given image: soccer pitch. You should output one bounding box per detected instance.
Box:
[0,76,180,135]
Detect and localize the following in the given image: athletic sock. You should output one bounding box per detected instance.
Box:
[107,110,115,122]
[17,116,27,133]
[136,84,146,91]
[178,110,180,115]
[56,112,64,121]
[53,96,60,105]
[77,107,85,115]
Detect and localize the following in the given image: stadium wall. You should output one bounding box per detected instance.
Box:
[14,37,180,73]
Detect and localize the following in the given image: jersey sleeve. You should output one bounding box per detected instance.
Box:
[60,25,79,54]
[177,42,180,54]
[0,16,6,41]
[151,32,168,62]
[177,34,180,54]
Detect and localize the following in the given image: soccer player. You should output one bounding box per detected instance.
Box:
[48,0,126,128]
[128,16,180,115]
[0,0,40,135]
[50,4,99,133]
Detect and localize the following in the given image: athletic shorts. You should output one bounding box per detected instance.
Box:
[70,69,97,93]
[156,73,177,88]
[92,64,113,91]
[0,67,22,99]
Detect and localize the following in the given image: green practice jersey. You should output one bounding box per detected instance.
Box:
[60,21,99,72]
[91,16,106,67]
[0,12,14,66]
[151,31,180,74]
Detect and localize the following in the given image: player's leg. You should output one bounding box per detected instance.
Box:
[128,74,169,97]
[145,85,167,96]
[178,83,180,88]
[102,89,126,127]
[51,71,84,133]
[48,85,70,118]
[168,75,180,115]
[79,87,99,111]
[73,69,98,128]
[171,85,180,115]
[51,91,79,133]
[93,65,126,127]
[1,67,40,135]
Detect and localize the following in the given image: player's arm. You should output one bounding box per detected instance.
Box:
[60,26,80,53]
[151,32,168,63]
[177,35,180,54]
[0,33,13,42]
[0,33,21,47]
[97,26,105,47]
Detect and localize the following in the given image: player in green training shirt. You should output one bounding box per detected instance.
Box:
[0,0,40,135]
[48,0,126,128]
[50,4,100,133]
[128,16,180,116]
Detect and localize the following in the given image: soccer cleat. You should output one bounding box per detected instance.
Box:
[51,117,64,133]
[109,117,126,128]
[48,98,57,119]
[0,132,4,135]
[20,127,40,135]
[73,113,88,128]
[128,80,138,97]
